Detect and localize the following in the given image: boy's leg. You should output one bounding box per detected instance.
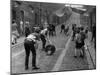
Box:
[82,46,85,57]
[24,41,30,70]
[43,39,46,49]
[72,32,75,41]
[74,48,77,57]
[31,48,36,68]
[80,46,85,58]
[31,44,39,69]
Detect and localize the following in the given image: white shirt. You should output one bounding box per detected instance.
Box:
[27,34,36,42]
[40,28,48,35]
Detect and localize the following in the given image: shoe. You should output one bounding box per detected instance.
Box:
[72,39,74,41]
[80,55,84,58]
[74,56,77,58]
[25,67,28,70]
[32,66,39,70]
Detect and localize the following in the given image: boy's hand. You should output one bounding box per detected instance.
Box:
[34,43,38,49]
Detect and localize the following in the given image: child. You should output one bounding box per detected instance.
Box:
[24,31,40,70]
[74,27,86,58]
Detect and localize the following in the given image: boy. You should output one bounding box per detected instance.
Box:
[74,26,86,58]
[24,31,40,70]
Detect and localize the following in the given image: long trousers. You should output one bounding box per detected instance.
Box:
[41,38,46,49]
[40,34,46,49]
[24,39,36,68]
[72,31,75,40]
